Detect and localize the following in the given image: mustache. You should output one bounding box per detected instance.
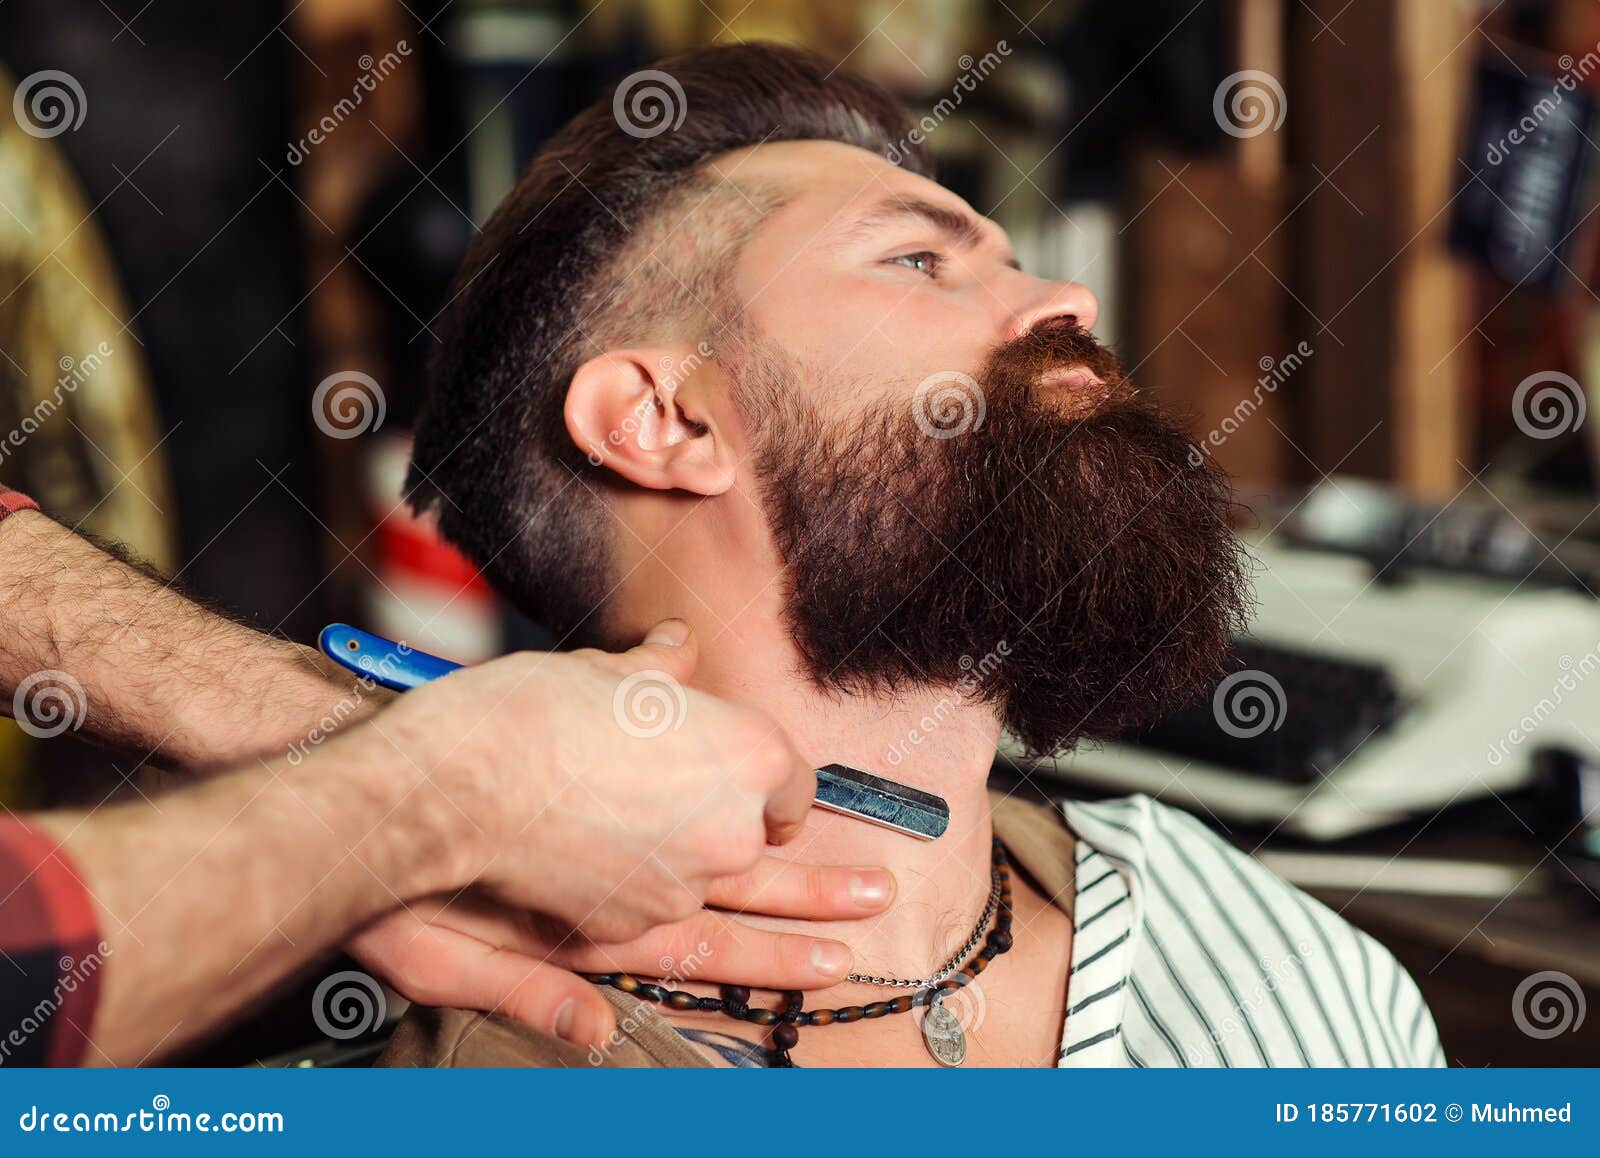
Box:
[980,319,1130,402]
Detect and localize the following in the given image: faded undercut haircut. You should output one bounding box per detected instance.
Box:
[406,42,931,645]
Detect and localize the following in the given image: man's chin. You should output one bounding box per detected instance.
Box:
[977,398,1249,753]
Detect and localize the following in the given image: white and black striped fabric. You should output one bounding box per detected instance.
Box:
[1055,794,1446,1068]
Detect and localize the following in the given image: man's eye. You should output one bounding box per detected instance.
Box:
[887,251,945,278]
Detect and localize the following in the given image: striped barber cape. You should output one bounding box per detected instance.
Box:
[1055,794,1446,1068]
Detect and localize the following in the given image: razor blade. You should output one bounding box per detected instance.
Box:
[318,625,951,840]
[813,763,949,841]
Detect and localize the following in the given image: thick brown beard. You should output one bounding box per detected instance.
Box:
[736,323,1253,757]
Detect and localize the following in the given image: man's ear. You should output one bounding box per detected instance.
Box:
[564,348,736,495]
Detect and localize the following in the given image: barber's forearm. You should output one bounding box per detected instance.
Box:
[29,722,463,1066]
[0,510,388,771]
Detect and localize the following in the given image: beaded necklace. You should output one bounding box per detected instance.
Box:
[586,838,1014,1066]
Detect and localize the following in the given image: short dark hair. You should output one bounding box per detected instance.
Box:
[407,42,931,645]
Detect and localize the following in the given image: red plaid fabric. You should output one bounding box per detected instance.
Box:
[0,486,101,1064]
[0,819,103,1066]
[0,485,38,520]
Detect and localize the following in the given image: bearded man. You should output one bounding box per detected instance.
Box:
[380,42,1443,1069]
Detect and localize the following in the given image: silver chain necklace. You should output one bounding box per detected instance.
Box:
[844,860,1004,989]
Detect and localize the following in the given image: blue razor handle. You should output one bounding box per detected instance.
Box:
[317,624,950,840]
[318,623,463,690]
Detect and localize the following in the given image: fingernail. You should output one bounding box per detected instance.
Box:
[644,620,689,647]
[810,940,850,977]
[552,998,583,1044]
[848,870,894,908]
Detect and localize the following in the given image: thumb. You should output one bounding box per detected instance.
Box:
[353,916,618,1053]
[620,618,698,683]
[491,957,620,1056]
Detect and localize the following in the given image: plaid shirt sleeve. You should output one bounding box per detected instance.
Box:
[0,484,40,520]
[0,486,105,1064]
[0,818,103,1066]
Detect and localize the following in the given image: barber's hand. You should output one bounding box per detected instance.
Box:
[349,870,891,1055]
[360,620,894,1049]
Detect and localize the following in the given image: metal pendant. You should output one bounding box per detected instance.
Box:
[921,1001,967,1067]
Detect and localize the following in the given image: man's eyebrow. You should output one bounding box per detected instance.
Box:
[833,196,1022,270]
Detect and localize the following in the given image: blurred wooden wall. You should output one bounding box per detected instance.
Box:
[1127,0,1475,503]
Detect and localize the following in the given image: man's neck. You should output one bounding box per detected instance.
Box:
[691,616,1004,990]
[611,498,1008,989]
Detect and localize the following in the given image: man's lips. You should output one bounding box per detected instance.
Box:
[1036,365,1104,392]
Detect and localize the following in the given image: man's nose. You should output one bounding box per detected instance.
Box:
[1003,280,1100,341]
